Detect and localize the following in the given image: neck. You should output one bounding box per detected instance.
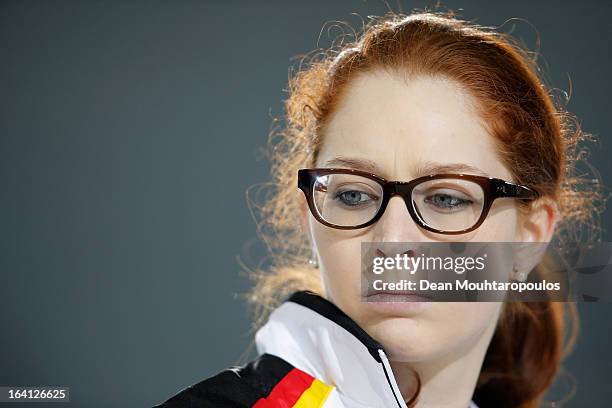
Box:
[390,314,497,408]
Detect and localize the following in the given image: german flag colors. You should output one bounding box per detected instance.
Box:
[253,366,333,407]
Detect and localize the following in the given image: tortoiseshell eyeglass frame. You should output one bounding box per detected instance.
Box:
[297,167,541,235]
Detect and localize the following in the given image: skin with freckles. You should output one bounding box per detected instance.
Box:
[300,69,558,407]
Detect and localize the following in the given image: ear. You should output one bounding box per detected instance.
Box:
[299,196,323,267]
[298,192,316,247]
[516,197,559,243]
[299,195,309,232]
[513,197,560,279]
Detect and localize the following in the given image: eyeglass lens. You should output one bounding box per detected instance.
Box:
[312,173,485,232]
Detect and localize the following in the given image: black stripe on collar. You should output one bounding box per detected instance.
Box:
[287,290,384,363]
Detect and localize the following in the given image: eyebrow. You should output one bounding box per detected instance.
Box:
[322,156,491,178]
[414,161,491,178]
[323,156,381,174]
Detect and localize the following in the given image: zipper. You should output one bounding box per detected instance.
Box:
[378,349,409,408]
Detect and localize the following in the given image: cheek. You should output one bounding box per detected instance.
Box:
[310,219,363,305]
[474,203,519,241]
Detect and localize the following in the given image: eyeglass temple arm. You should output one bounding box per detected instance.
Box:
[297,169,327,193]
[497,180,540,200]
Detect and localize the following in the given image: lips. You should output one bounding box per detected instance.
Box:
[365,289,435,302]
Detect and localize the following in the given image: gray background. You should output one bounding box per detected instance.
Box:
[0,1,610,407]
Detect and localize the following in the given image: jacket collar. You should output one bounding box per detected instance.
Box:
[254,290,479,408]
[254,290,408,407]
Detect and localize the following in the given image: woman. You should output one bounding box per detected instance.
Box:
[155,10,604,408]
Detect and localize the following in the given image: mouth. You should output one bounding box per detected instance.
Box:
[364,289,435,302]
[362,289,436,315]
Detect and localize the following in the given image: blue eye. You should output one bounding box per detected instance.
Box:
[424,193,473,211]
[334,190,378,207]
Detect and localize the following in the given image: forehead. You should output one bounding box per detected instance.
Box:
[317,69,513,181]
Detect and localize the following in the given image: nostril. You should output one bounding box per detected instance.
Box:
[374,248,415,258]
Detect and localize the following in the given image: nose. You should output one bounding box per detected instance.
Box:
[363,196,428,282]
[371,195,426,249]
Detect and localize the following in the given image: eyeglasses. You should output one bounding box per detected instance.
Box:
[297,168,540,235]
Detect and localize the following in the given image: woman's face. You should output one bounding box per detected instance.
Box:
[303,69,550,363]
